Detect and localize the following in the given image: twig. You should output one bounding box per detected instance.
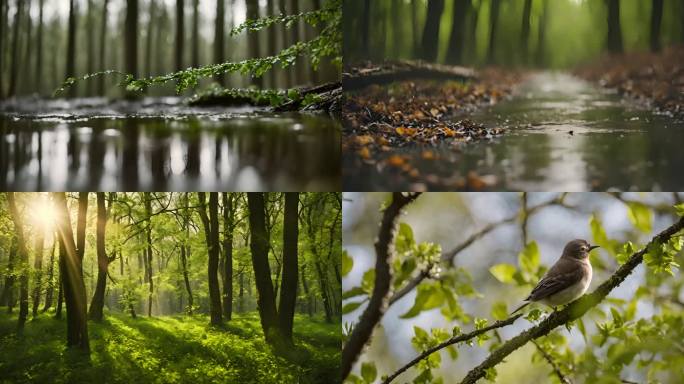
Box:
[381,314,523,384]
[531,340,572,384]
[459,216,684,384]
[341,193,421,380]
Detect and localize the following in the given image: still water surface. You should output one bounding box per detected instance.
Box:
[0,98,340,191]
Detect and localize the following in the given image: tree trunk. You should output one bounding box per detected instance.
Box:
[0,237,16,310]
[215,0,225,85]
[247,193,279,342]
[421,0,444,62]
[65,0,77,97]
[361,0,370,58]
[8,0,23,97]
[85,0,94,95]
[314,258,332,323]
[446,0,469,65]
[267,0,277,87]
[0,0,6,98]
[88,193,109,321]
[181,193,193,314]
[198,192,222,325]
[42,234,56,312]
[520,0,532,59]
[125,0,139,98]
[21,0,33,94]
[300,262,312,316]
[221,193,233,320]
[606,0,623,53]
[487,0,501,64]
[55,263,63,318]
[278,193,298,342]
[53,193,90,353]
[145,0,156,76]
[98,0,109,95]
[176,0,185,71]
[278,0,292,86]
[191,0,199,68]
[246,0,263,87]
[536,0,549,67]
[31,226,45,318]
[77,193,88,264]
[35,0,44,94]
[144,193,153,317]
[650,0,663,52]
[7,194,30,331]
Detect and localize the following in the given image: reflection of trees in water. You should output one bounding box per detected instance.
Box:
[121,119,139,190]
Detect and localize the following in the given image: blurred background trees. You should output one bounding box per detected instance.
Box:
[343,192,684,383]
[343,0,684,68]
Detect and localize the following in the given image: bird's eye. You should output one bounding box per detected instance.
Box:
[581,246,587,251]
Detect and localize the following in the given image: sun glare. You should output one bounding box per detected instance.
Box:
[30,195,59,231]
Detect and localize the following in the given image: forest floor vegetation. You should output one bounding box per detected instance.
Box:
[0,310,340,384]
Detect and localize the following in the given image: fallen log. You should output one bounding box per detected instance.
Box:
[343,60,478,91]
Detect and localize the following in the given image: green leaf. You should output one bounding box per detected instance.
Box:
[616,241,635,265]
[674,203,684,217]
[525,308,542,321]
[361,362,377,383]
[627,202,652,233]
[491,302,508,321]
[342,250,353,276]
[400,284,444,319]
[518,241,540,274]
[342,287,366,300]
[395,222,415,254]
[361,269,375,294]
[342,301,363,314]
[489,263,517,284]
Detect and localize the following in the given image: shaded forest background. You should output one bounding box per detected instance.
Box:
[343,0,684,68]
[0,0,340,99]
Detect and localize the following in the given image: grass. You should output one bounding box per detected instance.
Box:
[0,309,340,384]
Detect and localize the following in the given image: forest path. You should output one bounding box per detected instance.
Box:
[0,98,340,191]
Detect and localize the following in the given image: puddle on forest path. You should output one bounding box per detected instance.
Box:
[344,72,684,191]
[0,97,340,191]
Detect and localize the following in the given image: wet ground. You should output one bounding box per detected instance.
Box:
[343,72,684,191]
[0,97,341,191]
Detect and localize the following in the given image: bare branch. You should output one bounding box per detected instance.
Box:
[459,216,684,384]
[341,193,421,380]
[382,314,523,384]
[532,340,572,384]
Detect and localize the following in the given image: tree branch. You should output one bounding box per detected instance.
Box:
[341,193,421,380]
[382,314,523,384]
[531,340,572,384]
[459,216,684,384]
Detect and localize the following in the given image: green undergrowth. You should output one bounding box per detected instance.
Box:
[0,310,340,384]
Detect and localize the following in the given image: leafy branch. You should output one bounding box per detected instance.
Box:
[458,215,684,384]
[341,193,421,380]
[229,3,338,36]
[381,314,523,384]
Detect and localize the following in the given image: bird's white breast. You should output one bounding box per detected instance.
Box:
[541,262,592,307]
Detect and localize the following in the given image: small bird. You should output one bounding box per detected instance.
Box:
[511,239,599,314]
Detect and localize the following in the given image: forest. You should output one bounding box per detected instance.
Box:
[342,192,684,383]
[342,0,684,192]
[0,192,341,383]
[0,0,342,191]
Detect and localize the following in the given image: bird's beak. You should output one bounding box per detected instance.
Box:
[589,245,600,251]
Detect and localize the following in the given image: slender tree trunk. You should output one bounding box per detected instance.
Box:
[487,0,501,64]
[300,262,312,316]
[8,0,23,97]
[421,0,444,62]
[536,0,549,67]
[42,234,56,312]
[0,237,16,310]
[198,192,222,325]
[360,0,370,58]
[411,0,419,58]
[181,193,193,314]
[176,0,184,71]
[247,193,279,342]
[314,258,332,322]
[0,0,6,98]
[606,0,623,53]
[221,193,233,320]
[65,0,77,97]
[21,0,33,94]
[246,0,263,87]
[191,0,199,68]
[85,0,94,95]
[76,193,88,265]
[278,193,298,342]
[144,193,153,317]
[31,227,45,318]
[98,0,109,95]
[88,193,109,321]
[7,194,30,331]
[650,0,663,52]
[278,0,291,86]
[145,0,156,76]
[53,193,90,353]
[35,0,44,94]
[215,0,225,85]
[125,0,139,98]
[520,0,532,60]
[446,0,469,64]
[267,0,277,87]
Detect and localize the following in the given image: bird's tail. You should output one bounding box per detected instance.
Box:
[510,302,530,315]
